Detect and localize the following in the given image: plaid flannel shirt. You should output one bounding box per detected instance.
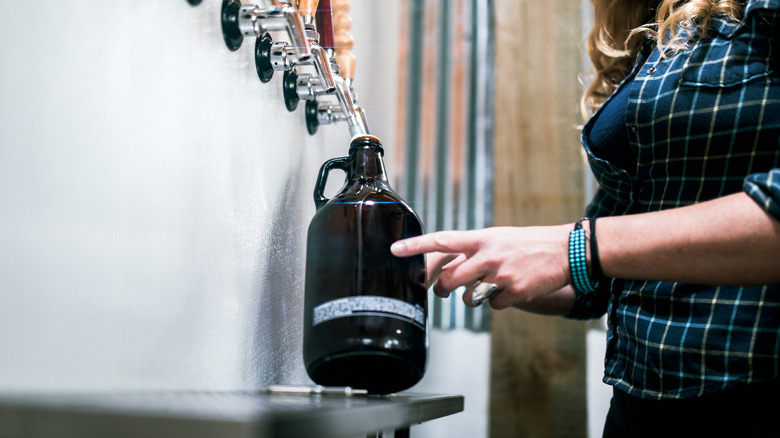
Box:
[574,0,780,400]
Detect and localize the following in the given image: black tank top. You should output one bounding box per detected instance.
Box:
[587,78,637,171]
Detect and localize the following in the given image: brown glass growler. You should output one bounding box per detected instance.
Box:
[303,135,427,395]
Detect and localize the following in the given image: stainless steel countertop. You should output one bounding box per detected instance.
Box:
[0,391,464,438]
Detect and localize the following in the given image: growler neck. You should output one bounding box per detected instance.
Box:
[348,145,388,182]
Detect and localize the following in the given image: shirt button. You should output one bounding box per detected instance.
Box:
[647,67,657,75]
[631,125,639,133]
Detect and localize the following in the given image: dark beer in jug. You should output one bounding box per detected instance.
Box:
[303,135,427,395]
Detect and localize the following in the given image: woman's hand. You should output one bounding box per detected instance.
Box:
[391,225,576,312]
[390,193,780,312]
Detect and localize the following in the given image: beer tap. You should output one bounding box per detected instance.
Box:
[305,0,368,137]
[281,0,337,112]
[220,0,311,82]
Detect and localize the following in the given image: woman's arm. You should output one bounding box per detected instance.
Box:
[599,192,780,286]
[391,192,780,312]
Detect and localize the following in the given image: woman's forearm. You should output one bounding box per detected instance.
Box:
[597,192,780,286]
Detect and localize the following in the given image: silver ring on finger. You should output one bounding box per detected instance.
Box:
[472,281,502,306]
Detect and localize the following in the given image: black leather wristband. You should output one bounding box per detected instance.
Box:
[589,217,604,280]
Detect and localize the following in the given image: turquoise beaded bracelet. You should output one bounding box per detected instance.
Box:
[568,218,599,294]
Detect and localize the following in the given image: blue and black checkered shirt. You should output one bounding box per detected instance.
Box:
[574,0,780,400]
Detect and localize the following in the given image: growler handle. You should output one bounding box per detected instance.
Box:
[314,156,350,210]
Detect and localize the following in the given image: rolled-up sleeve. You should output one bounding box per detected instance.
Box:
[744,169,780,221]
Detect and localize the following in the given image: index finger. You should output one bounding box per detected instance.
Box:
[390,230,480,257]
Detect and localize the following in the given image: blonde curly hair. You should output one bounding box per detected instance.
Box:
[582,0,743,116]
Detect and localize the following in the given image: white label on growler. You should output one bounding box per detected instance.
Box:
[313,296,425,329]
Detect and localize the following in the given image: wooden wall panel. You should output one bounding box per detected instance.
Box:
[490,1,589,437]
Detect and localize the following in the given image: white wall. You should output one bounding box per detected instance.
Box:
[0,0,399,393]
[413,329,491,438]
[0,3,612,438]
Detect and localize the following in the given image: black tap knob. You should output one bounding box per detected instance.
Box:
[220,0,244,51]
[306,99,320,135]
[254,32,275,83]
[283,69,300,112]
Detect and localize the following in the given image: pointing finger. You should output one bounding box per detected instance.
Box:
[391,230,480,257]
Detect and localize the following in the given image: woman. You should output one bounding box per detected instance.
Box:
[391,0,780,436]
